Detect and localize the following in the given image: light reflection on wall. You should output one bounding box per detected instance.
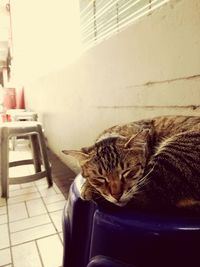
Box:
[10,0,82,84]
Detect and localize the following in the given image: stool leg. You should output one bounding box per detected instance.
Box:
[11,136,16,151]
[30,134,41,173]
[1,129,9,198]
[37,126,53,187]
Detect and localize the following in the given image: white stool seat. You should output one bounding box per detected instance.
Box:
[6,110,38,150]
[0,121,53,198]
[6,110,38,121]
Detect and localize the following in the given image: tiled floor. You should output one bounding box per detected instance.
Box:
[0,141,76,267]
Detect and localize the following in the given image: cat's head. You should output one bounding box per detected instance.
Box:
[63,129,150,207]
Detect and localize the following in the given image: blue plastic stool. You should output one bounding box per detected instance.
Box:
[88,256,135,267]
[62,174,200,267]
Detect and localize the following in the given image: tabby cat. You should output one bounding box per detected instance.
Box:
[63,116,200,212]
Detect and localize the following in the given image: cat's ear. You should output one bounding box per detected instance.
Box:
[124,129,150,148]
[62,149,90,165]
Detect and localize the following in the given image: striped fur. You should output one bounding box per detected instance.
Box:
[63,115,200,211]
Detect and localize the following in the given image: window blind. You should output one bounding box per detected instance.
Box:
[79,0,170,50]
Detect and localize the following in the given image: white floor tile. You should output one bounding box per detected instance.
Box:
[0,248,11,266]
[49,210,63,232]
[9,165,31,178]
[35,178,48,186]
[7,191,41,205]
[37,235,63,267]
[9,184,21,191]
[27,165,35,174]
[0,224,10,249]
[9,187,37,198]
[26,198,47,217]
[46,200,66,212]
[21,182,35,188]
[0,198,6,207]
[43,194,65,205]
[9,214,51,233]
[9,150,32,161]
[11,223,56,246]
[12,241,42,267]
[0,214,8,225]
[8,202,28,222]
[1,146,68,267]
[53,184,62,194]
[38,186,57,197]
[59,232,63,243]
[0,206,7,215]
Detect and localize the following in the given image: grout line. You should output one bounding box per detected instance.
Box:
[6,201,14,266]
[8,189,39,200]
[24,201,30,218]
[8,211,47,224]
[35,185,59,233]
[7,194,41,206]
[10,232,60,249]
[3,147,68,267]
[9,222,52,234]
[35,181,64,244]
[0,245,10,251]
[35,240,45,267]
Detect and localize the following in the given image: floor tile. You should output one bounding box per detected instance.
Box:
[37,234,63,267]
[9,165,31,178]
[35,178,48,186]
[0,214,8,225]
[21,182,35,188]
[9,184,21,191]
[27,165,35,174]
[12,241,42,267]
[0,206,7,215]
[0,248,11,266]
[43,193,65,205]
[53,184,63,194]
[0,198,6,207]
[59,232,63,242]
[38,186,57,197]
[8,202,28,222]
[11,223,56,245]
[7,191,41,205]
[49,210,63,232]
[0,145,74,267]
[9,187,37,198]
[46,200,66,212]
[0,224,10,249]
[26,198,47,217]
[9,214,51,233]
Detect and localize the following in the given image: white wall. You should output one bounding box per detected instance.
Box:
[11,0,81,83]
[24,0,200,172]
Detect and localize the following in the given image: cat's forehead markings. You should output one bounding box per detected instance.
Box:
[96,133,124,143]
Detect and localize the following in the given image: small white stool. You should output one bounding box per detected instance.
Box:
[9,111,38,121]
[0,121,53,198]
[6,110,38,150]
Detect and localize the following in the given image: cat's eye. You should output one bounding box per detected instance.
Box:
[96,177,107,183]
[121,169,131,177]
[126,170,141,180]
[121,168,141,181]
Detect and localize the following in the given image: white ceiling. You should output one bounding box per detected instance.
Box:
[0,0,11,71]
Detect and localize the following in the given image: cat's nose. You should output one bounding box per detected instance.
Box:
[113,192,123,201]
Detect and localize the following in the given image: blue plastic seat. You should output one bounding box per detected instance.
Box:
[62,174,200,267]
